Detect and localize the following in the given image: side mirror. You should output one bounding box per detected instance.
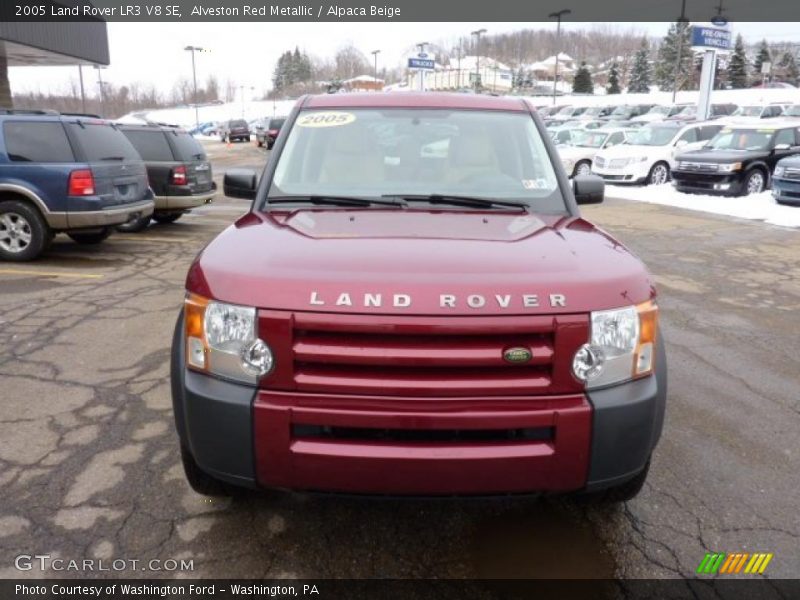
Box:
[774,143,791,151]
[573,174,604,205]
[224,169,258,200]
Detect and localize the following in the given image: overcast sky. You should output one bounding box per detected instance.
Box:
[9,21,800,98]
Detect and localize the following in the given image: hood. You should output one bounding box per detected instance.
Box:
[557,145,597,161]
[187,209,654,316]
[676,148,767,163]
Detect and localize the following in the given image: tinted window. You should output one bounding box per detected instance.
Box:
[230,120,248,128]
[3,121,74,162]
[122,130,173,161]
[678,128,697,144]
[169,131,206,160]
[269,118,286,129]
[698,125,722,141]
[773,128,796,146]
[66,123,140,162]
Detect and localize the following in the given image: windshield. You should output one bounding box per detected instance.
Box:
[626,126,678,146]
[567,130,608,148]
[610,106,631,116]
[556,106,574,115]
[268,108,564,212]
[707,129,774,151]
[677,106,696,116]
[785,105,800,117]
[732,106,764,117]
[648,106,670,115]
[582,107,604,116]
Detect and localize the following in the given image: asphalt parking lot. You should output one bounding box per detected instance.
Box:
[0,139,798,580]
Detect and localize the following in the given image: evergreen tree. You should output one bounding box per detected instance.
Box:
[628,39,652,93]
[655,20,693,91]
[778,51,799,86]
[753,39,772,82]
[606,61,621,94]
[727,34,748,89]
[572,61,594,94]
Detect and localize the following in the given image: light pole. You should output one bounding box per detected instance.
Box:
[416,42,429,91]
[672,0,689,103]
[93,65,106,117]
[78,65,86,113]
[371,49,381,90]
[471,28,487,91]
[239,85,254,118]
[184,45,206,130]
[549,9,571,105]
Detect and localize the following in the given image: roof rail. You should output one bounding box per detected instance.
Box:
[61,112,103,119]
[0,109,59,116]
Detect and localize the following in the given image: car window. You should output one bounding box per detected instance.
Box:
[3,121,75,162]
[697,125,722,141]
[122,130,174,161]
[628,126,679,146]
[606,132,625,146]
[66,122,140,162]
[708,129,773,151]
[230,120,248,128]
[269,108,564,212]
[169,131,206,161]
[678,128,697,144]
[773,128,796,147]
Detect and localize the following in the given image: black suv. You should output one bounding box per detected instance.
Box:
[219,119,250,143]
[119,124,216,231]
[672,123,800,196]
[254,116,287,149]
[0,110,153,261]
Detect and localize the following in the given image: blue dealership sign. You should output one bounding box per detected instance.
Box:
[691,25,733,50]
[408,57,435,70]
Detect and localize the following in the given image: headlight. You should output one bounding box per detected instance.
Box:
[184,293,274,384]
[636,156,649,163]
[572,300,659,389]
[718,162,742,173]
[774,165,785,177]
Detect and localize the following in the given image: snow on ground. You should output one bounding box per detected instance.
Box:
[606,183,800,229]
[118,100,299,129]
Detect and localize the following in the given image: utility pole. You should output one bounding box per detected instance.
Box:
[371,49,381,90]
[78,65,86,113]
[93,65,106,117]
[471,29,487,91]
[184,46,206,130]
[672,0,688,104]
[549,9,571,105]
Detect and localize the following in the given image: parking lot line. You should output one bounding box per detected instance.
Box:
[0,268,104,279]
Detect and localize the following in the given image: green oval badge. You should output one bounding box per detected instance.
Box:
[503,347,532,364]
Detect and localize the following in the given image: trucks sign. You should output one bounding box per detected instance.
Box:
[408,57,435,70]
[691,25,733,51]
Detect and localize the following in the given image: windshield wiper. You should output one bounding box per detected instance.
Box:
[384,194,529,211]
[267,195,405,208]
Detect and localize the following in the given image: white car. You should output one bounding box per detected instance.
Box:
[721,104,785,124]
[631,104,691,123]
[592,122,724,185]
[550,106,589,122]
[557,128,631,177]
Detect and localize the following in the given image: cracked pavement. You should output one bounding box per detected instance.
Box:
[0,141,798,580]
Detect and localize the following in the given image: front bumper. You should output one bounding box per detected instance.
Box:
[672,171,744,196]
[772,177,800,205]
[592,160,651,184]
[173,333,667,496]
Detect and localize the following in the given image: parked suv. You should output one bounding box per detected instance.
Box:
[0,110,154,261]
[772,155,800,205]
[219,119,250,143]
[672,122,800,196]
[119,124,216,230]
[172,93,667,501]
[255,116,287,149]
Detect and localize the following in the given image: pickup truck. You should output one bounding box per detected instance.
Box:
[171,93,667,502]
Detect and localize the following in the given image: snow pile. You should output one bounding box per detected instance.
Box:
[118,100,299,129]
[606,183,800,229]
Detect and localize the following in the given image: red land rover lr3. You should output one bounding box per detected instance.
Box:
[171,93,667,501]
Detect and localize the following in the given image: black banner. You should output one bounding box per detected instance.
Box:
[4,579,800,600]
[3,0,800,22]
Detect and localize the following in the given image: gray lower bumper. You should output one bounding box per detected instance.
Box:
[584,334,668,491]
[154,192,216,211]
[65,199,155,229]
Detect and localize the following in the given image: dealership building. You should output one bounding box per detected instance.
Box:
[0,19,109,107]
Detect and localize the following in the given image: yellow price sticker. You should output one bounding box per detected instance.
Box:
[296,111,356,128]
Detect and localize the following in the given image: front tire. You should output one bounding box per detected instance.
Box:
[0,200,49,262]
[573,160,592,177]
[181,444,233,497]
[742,169,766,196]
[647,162,670,185]
[68,227,113,245]
[577,460,651,504]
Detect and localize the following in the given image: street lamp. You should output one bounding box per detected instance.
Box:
[548,9,571,105]
[184,45,207,129]
[471,28,487,91]
[371,50,381,90]
[93,65,107,117]
[416,42,429,91]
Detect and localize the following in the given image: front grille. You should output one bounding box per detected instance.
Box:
[608,158,630,168]
[292,424,554,443]
[778,189,800,199]
[679,161,719,172]
[271,312,585,397]
[600,174,628,181]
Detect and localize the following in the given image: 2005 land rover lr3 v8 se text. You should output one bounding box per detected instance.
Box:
[171,93,667,502]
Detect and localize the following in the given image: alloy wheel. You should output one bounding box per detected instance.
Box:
[746,171,765,195]
[0,212,33,254]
